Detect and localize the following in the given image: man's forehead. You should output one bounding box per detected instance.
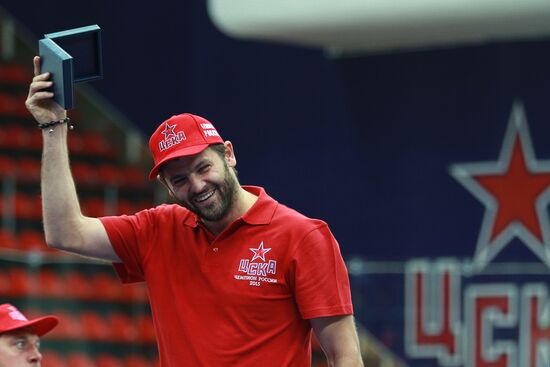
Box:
[164,149,218,172]
[0,327,37,338]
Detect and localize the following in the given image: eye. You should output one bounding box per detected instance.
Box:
[15,340,26,350]
[171,176,188,186]
[198,164,210,174]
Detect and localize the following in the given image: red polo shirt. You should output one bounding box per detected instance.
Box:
[100,186,353,367]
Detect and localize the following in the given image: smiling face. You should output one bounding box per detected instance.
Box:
[0,329,42,367]
[160,143,241,223]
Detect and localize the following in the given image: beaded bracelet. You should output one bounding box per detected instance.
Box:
[38,117,74,133]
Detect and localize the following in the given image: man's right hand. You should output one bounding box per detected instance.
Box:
[25,56,67,125]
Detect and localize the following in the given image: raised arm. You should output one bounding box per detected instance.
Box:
[311,315,364,367]
[25,56,120,262]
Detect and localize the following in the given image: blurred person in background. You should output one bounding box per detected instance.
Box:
[0,304,58,367]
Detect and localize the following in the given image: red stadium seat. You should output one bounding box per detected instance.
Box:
[71,162,98,186]
[0,229,17,249]
[18,229,48,252]
[96,354,124,367]
[0,155,15,176]
[17,157,41,183]
[97,163,121,186]
[91,272,120,301]
[135,314,156,344]
[14,193,41,220]
[37,269,63,297]
[116,199,136,215]
[7,267,37,296]
[123,355,152,367]
[41,350,67,367]
[1,124,31,149]
[0,63,32,85]
[0,94,28,118]
[80,311,110,340]
[64,271,93,300]
[120,166,147,188]
[81,131,115,158]
[81,197,105,217]
[109,312,136,342]
[66,353,95,367]
[47,310,84,340]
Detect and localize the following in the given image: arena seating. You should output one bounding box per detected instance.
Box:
[0,57,159,364]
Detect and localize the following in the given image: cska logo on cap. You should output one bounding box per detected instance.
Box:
[8,306,27,321]
[159,122,186,152]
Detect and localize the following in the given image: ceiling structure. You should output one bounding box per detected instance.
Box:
[208,0,550,55]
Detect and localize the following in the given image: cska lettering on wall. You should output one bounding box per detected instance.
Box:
[405,259,550,367]
[403,103,550,367]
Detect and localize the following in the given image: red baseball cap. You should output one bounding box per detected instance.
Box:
[148,113,224,179]
[0,304,58,337]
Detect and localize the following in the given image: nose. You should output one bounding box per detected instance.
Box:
[187,174,206,193]
[28,345,42,364]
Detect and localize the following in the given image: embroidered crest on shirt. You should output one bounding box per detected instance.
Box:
[235,241,278,286]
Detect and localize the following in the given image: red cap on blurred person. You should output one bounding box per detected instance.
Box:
[0,304,58,336]
[148,113,224,179]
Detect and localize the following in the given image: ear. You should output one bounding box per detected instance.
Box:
[223,141,237,168]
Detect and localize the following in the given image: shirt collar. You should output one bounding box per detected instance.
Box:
[182,185,277,227]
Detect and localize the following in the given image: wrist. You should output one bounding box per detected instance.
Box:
[38,118,74,133]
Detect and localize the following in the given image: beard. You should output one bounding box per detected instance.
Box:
[177,163,239,222]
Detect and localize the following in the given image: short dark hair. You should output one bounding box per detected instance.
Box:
[208,144,238,177]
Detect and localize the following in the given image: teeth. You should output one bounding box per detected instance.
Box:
[196,190,214,202]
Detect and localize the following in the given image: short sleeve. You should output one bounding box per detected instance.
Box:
[288,224,353,319]
[100,211,154,283]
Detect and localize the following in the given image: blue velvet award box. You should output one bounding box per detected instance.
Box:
[38,24,103,110]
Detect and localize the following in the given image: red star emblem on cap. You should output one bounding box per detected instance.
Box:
[161,122,177,140]
[250,242,271,262]
[450,102,550,270]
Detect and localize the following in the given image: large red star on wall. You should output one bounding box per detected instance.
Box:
[450,103,550,270]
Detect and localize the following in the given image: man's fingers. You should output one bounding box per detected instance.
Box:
[29,80,53,93]
[33,56,41,76]
[32,72,50,83]
[31,91,55,101]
